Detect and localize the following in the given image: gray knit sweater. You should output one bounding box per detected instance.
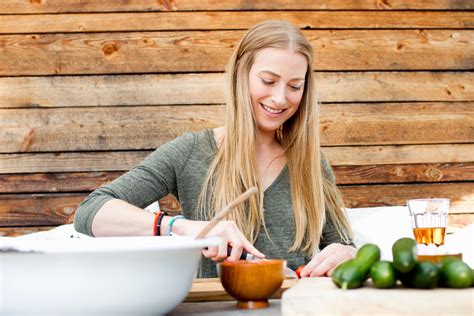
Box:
[74,129,351,277]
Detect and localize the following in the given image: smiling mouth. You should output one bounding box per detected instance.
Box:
[260,103,286,114]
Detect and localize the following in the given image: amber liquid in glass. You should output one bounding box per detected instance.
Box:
[413,227,446,246]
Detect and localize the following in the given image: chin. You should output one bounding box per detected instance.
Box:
[257,123,281,133]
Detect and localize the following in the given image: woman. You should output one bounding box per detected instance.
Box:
[74,20,355,278]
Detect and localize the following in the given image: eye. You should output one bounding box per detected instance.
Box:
[260,78,274,85]
[289,85,302,91]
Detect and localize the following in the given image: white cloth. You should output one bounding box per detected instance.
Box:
[14,224,90,240]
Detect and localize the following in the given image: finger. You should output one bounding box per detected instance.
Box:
[310,248,352,277]
[327,266,337,277]
[236,230,265,258]
[300,254,326,278]
[309,255,340,277]
[300,243,343,278]
[202,246,218,259]
[243,241,265,259]
[212,243,228,262]
[324,247,356,276]
[228,243,244,261]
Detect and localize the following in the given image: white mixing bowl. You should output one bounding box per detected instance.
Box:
[0,236,221,315]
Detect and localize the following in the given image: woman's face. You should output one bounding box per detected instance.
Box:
[248,47,307,134]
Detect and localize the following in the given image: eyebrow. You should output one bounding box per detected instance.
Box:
[258,70,305,81]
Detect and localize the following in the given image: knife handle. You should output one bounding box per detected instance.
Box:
[227,246,255,260]
[204,246,255,260]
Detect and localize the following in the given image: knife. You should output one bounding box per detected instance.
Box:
[227,246,298,279]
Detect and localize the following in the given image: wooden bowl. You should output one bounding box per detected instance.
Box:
[218,259,285,309]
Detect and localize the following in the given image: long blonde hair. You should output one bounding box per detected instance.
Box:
[198,20,352,255]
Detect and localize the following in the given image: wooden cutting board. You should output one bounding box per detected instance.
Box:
[282,277,474,315]
[185,278,299,302]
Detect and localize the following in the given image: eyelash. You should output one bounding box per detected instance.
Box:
[260,78,302,91]
[261,78,274,85]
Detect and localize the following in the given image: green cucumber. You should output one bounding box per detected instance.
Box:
[370,261,397,289]
[472,269,474,287]
[399,261,440,289]
[392,237,417,273]
[439,259,473,289]
[332,259,353,287]
[355,243,382,281]
[338,243,381,290]
[339,259,364,289]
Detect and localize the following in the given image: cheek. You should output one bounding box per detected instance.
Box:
[249,75,269,102]
[288,91,304,107]
[249,84,269,103]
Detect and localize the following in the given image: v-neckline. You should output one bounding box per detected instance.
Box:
[206,128,287,193]
[263,164,288,193]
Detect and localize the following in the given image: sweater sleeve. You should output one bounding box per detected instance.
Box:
[74,132,196,236]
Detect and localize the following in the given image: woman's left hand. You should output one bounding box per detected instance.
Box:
[299,243,356,278]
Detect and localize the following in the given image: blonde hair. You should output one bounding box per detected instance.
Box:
[198,20,352,255]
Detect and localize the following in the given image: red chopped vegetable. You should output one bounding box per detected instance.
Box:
[295,265,305,279]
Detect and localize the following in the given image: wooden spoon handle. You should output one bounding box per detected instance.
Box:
[195,186,258,239]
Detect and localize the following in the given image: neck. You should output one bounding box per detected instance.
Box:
[256,129,278,148]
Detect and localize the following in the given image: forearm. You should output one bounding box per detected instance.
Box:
[91,199,190,237]
[91,199,155,237]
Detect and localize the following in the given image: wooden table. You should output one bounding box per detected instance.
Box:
[171,277,474,315]
[282,277,474,315]
[169,300,281,315]
[169,278,297,315]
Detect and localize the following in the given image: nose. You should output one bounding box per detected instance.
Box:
[271,84,287,107]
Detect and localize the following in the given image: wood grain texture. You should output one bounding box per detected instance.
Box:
[448,213,474,230]
[0,226,56,237]
[2,163,471,193]
[1,0,472,14]
[333,163,474,184]
[1,30,472,75]
[2,11,472,34]
[2,103,472,153]
[2,144,473,174]
[218,260,286,308]
[324,144,474,166]
[0,193,85,226]
[319,102,474,146]
[2,72,472,109]
[0,105,225,153]
[0,172,124,193]
[0,151,149,174]
[157,195,182,215]
[340,182,474,213]
[0,73,225,108]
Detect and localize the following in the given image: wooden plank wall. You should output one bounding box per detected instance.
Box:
[0,0,473,236]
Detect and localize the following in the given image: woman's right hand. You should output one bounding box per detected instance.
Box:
[173,219,265,262]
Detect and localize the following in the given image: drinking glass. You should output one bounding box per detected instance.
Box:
[407,198,449,246]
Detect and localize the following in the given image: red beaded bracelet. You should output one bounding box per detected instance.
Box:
[153,211,163,236]
[153,210,168,236]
